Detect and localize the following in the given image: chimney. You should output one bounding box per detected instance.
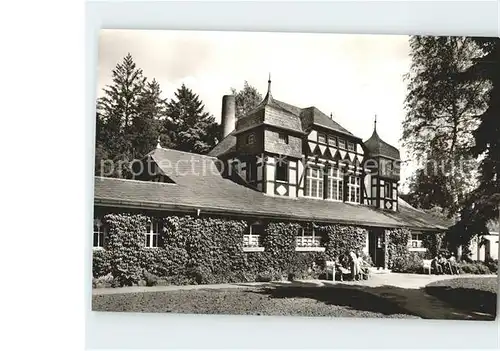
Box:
[221,95,236,139]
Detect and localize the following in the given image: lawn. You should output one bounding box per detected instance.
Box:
[92,282,416,318]
[92,277,498,320]
[425,277,498,318]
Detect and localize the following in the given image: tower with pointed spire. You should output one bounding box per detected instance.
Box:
[363,115,401,211]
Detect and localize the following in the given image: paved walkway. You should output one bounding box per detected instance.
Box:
[92,273,497,295]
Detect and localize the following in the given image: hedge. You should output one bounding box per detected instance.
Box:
[386,228,411,270]
[91,213,370,287]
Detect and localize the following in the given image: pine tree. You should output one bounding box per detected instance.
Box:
[129,79,166,159]
[402,36,488,215]
[231,81,263,119]
[96,53,146,177]
[163,84,218,154]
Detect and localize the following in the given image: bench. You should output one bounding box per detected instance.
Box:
[422,259,432,274]
[325,261,351,281]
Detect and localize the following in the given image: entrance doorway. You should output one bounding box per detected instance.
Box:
[369,228,386,269]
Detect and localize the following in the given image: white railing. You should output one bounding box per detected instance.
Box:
[296,236,321,247]
[243,234,261,247]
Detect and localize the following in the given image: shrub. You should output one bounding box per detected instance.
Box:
[143,271,159,287]
[92,249,111,278]
[387,228,411,269]
[485,258,498,273]
[319,224,367,260]
[391,252,424,273]
[92,273,114,288]
[458,261,491,275]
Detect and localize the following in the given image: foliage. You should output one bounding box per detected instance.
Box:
[386,228,411,269]
[230,81,263,119]
[453,38,500,247]
[402,36,487,215]
[422,232,445,258]
[93,213,380,287]
[163,84,219,154]
[391,252,424,273]
[104,213,147,286]
[96,53,150,178]
[485,258,498,273]
[458,261,491,274]
[92,273,115,289]
[143,271,160,287]
[318,224,368,260]
[92,249,112,278]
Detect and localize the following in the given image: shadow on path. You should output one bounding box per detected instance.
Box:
[252,282,496,320]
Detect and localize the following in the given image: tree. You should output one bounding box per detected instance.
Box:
[402,36,488,215]
[129,79,166,159]
[452,38,500,245]
[231,81,263,119]
[163,84,218,154]
[96,53,146,177]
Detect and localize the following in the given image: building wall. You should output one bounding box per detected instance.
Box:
[263,128,302,158]
[236,127,264,155]
[469,234,499,261]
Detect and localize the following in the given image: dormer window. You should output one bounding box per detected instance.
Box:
[278,132,288,144]
[347,142,355,152]
[276,161,289,182]
[338,138,346,149]
[246,133,255,145]
[318,133,326,144]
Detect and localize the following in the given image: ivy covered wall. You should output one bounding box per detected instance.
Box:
[92,212,370,287]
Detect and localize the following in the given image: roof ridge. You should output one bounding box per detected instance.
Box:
[94,176,178,185]
[154,147,218,160]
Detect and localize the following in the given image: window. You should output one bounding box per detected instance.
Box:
[243,223,264,248]
[318,133,326,144]
[338,138,346,149]
[296,223,322,248]
[305,167,324,198]
[384,182,393,199]
[275,162,289,182]
[93,218,105,248]
[347,175,361,203]
[328,135,337,146]
[410,233,424,248]
[278,132,288,144]
[145,218,161,248]
[248,161,257,182]
[326,165,344,201]
[246,133,255,145]
[347,142,355,152]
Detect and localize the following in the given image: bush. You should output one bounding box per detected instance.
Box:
[92,249,111,278]
[92,273,114,288]
[143,271,159,287]
[458,261,491,275]
[391,252,424,273]
[92,213,374,287]
[386,228,411,269]
[485,258,498,273]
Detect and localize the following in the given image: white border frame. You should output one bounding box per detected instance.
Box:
[85,1,500,350]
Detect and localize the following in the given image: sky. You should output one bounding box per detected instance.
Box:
[97,29,413,189]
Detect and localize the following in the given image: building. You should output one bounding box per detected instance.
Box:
[469,221,499,261]
[93,78,451,270]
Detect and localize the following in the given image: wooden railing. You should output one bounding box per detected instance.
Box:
[243,234,261,247]
[296,236,321,247]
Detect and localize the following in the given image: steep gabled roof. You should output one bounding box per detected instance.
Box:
[299,106,354,137]
[364,123,400,160]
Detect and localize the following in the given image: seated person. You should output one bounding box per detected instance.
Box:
[431,256,443,275]
[439,254,452,274]
[448,254,460,275]
[356,250,370,280]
